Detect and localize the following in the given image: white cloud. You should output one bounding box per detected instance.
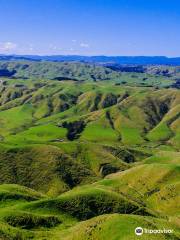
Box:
[0,42,17,51]
[72,39,77,43]
[49,44,56,49]
[28,43,34,52]
[80,42,89,48]
[49,44,62,51]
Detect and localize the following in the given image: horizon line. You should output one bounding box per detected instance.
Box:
[0,54,180,58]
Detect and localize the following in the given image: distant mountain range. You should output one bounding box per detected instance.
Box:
[0,54,180,65]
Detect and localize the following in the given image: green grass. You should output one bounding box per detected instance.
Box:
[6,123,67,144]
[81,121,118,143]
[0,70,179,239]
[0,104,34,136]
[97,163,180,216]
[120,127,144,145]
[144,150,180,164]
[62,214,180,240]
[19,186,145,221]
[147,123,173,142]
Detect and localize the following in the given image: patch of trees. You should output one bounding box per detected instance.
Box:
[106,64,145,73]
[171,79,180,89]
[53,76,79,81]
[0,69,16,77]
[101,93,117,108]
[62,120,86,140]
[99,163,120,177]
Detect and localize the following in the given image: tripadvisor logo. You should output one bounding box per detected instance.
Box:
[135,227,143,236]
[135,226,173,236]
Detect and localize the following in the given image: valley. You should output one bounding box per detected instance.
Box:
[0,61,179,239]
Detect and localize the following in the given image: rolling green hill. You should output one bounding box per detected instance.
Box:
[0,61,179,87]
[0,62,179,239]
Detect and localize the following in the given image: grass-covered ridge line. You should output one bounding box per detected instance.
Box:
[0,61,179,87]
[0,61,179,239]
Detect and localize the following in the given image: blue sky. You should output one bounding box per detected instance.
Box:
[0,0,180,56]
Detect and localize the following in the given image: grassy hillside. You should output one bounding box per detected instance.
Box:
[0,61,122,81]
[0,62,179,239]
[0,61,178,87]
